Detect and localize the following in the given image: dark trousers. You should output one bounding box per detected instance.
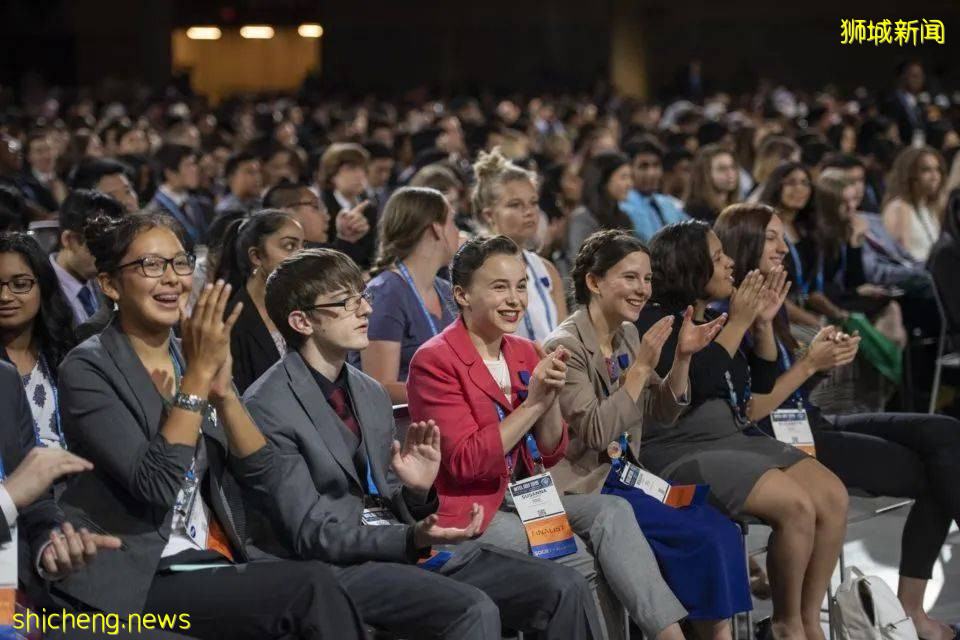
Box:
[335,542,597,640]
[141,559,366,639]
[814,412,960,579]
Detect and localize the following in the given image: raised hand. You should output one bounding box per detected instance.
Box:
[635,315,674,370]
[390,420,441,494]
[526,344,568,407]
[413,503,484,548]
[4,448,93,509]
[676,305,727,358]
[335,202,371,243]
[728,270,766,327]
[179,281,243,385]
[755,266,792,325]
[41,521,123,580]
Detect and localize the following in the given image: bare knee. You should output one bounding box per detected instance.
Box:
[819,476,849,523]
[769,490,817,535]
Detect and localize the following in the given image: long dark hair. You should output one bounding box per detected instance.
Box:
[649,220,714,310]
[758,161,815,238]
[0,232,77,371]
[713,203,798,351]
[582,151,633,230]
[214,209,297,293]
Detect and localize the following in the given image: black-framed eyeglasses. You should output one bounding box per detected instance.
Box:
[0,277,36,295]
[117,253,197,278]
[302,290,373,314]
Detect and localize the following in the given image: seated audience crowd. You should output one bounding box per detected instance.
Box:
[1,59,960,639]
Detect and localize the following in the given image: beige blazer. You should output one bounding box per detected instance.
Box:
[543,307,687,494]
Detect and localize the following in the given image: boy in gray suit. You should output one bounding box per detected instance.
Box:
[241,248,599,640]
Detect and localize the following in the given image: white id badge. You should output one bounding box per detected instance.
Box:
[508,472,576,559]
[184,489,210,547]
[771,408,816,456]
[617,462,671,502]
[361,507,399,526]
[0,526,17,589]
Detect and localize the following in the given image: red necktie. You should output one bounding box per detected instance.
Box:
[328,387,361,439]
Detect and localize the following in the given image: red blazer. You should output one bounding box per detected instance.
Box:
[406,316,568,531]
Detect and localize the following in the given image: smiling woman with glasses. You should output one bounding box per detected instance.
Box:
[50,211,364,639]
[0,232,76,450]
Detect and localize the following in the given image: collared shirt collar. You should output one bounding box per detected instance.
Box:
[306,361,349,401]
[48,252,96,322]
[158,184,188,208]
[333,190,355,212]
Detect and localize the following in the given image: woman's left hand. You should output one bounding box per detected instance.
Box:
[755,266,791,325]
[676,305,726,358]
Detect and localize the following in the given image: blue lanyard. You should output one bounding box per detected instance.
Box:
[396,262,440,336]
[724,348,753,425]
[365,460,380,496]
[785,237,823,296]
[522,253,554,341]
[775,339,806,408]
[493,403,543,473]
[33,355,66,449]
[156,191,201,244]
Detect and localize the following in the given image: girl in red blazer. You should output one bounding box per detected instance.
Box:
[407,235,689,640]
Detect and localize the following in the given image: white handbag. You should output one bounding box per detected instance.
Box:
[830,567,919,640]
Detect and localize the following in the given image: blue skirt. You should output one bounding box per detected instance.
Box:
[602,472,752,620]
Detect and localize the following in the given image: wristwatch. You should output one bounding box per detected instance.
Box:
[171,392,209,415]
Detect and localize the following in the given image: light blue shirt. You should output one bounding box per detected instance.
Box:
[620,190,690,242]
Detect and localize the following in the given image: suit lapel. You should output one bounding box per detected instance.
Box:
[99,323,166,439]
[283,353,363,490]
[347,368,391,494]
[572,309,614,397]
[445,317,512,411]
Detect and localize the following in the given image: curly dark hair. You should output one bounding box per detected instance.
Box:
[649,219,714,310]
[570,229,647,306]
[0,232,77,371]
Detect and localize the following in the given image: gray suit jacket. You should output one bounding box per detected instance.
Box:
[55,321,272,615]
[543,308,687,494]
[240,351,437,565]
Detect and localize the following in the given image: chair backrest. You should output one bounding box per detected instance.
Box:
[392,404,410,441]
[27,220,60,254]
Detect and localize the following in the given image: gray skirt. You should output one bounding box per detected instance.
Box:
[639,399,809,514]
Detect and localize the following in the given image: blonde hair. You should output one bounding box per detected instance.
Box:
[883,146,946,219]
[752,136,800,185]
[470,147,537,223]
[370,186,449,277]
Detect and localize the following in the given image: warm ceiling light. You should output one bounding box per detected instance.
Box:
[240,25,274,39]
[186,26,222,40]
[298,23,323,38]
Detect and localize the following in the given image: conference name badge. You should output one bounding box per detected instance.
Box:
[0,524,15,633]
[508,472,577,559]
[770,408,816,457]
[361,507,399,526]
[617,461,708,508]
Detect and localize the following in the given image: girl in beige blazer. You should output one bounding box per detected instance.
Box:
[544,229,752,639]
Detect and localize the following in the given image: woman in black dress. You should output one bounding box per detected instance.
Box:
[637,219,848,640]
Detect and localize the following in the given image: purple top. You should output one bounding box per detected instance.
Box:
[364,270,456,380]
